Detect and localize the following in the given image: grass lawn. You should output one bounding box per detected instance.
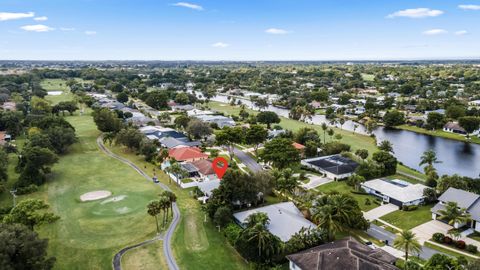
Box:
[106,145,249,270]
[468,232,480,242]
[361,73,375,82]
[121,241,168,270]
[315,181,378,211]
[41,79,76,105]
[424,241,478,259]
[379,205,433,231]
[397,125,480,145]
[14,112,165,269]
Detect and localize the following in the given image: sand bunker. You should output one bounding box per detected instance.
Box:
[80,190,112,202]
[47,91,63,96]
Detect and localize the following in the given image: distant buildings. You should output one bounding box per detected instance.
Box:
[193,114,236,128]
[301,155,359,180]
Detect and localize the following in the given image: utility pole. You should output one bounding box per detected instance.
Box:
[10,189,17,207]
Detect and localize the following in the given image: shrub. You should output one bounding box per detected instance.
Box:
[401,205,418,211]
[365,198,371,205]
[15,184,39,195]
[444,236,453,245]
[432,233,445,243]
[224,223,242,245]
[456,240,466,249]
[466,244,478,254]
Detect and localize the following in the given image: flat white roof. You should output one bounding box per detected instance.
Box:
[362,179,427,203]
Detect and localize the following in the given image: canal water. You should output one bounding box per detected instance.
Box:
[194,91,480,178]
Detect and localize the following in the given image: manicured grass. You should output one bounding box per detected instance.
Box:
[379,205,433,231]
[23,112,164,269]
[315,181,378,211]
[209,101,378,154]
[468,232,480,242]
[397,125,480,145]
[106,145,249,270]
[41,79,75,105]
[361,73,375,81]
[121,241,168,270]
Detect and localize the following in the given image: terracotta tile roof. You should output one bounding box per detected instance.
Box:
[168,147,208,161]
[191,159,215,175]
[292,142,306,150]
[0,131,5,141]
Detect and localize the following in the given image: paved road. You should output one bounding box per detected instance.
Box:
[233,147,262,173]
[96,136,180,270]
[367,223,448,260]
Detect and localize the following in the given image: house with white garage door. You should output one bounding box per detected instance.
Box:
[431,187,480,230]
[361,178,427,207]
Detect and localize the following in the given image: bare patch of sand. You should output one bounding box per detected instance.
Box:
[80,190,112,202]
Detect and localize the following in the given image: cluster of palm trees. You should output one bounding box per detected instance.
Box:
[272,168,301,200]
[147,190,177,233]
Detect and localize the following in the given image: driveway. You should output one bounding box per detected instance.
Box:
[367,223,449,260]
[364,204,399,222]
[411,220,452,244]
[300,174,332,190]
[233,147,262,173]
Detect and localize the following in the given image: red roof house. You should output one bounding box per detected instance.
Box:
[168,147,208,162]
[292,142,306,150]
[190,159,215,176]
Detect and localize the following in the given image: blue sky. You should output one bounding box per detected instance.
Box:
[0,0,479,60]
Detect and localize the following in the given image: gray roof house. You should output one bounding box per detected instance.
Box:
[286,237,398,270]
[361,179,427,208]
[233,202,315,242]
[159,137,201,149]
[194,115,236,128]
[431,187,480,230]
[301,155,359,180]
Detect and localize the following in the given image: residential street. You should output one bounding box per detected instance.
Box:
[233,147,262,172]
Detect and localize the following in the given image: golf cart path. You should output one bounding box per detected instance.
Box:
[96,136,180,270]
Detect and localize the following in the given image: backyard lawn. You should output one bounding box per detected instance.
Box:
[379,205,433,231]
[397,124,480,145]
[315,181,378,211]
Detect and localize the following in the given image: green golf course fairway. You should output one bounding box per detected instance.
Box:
[34,112,162,269]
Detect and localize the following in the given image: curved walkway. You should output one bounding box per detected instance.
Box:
[96,136,180,270]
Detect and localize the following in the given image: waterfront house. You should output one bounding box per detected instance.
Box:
[300,155,358,180]
[361,179,427,207]
[286,237,398,270]
[431,187,480,230]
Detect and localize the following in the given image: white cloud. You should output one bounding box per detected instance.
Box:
[212,42,229,48]
[0,12,34,21]
[265,28,289,35]
[20,24,54,32]
[85,30,97,35]
[455,30,469,36]
[60,27,75,31]
[458,4,480,10]
[34,16,48,21]
[387,8,444,18]
[172,2,203,11]
[423,29,448,35]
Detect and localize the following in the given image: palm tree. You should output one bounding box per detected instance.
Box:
[275,168,300,199]
[311,194,356,241]
[437,201,471,227]
[378,140,394,153]
[102,132,116,146]
[327,128,335,141]
[393,230,422,262]
[338,117,346,130]
[419,149,441,167]
[353,124,358,134]
[245,212,269,228]
[158,195,170,227]
[321,123,328,144]
[161,190,177,217]
[147,200,162,233]
[347,174,365,191]
[243,212,282,260]
[165,162,188,184]
[312,205,344,241]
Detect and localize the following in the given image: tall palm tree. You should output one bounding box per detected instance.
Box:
[311,194,356,241]
[438,201,471,226]
[165,162,188,184]
[321,123,328,144]
[312,205,344,241]
[147,200,162,233]
[246,223,281,259]
[353,124,358,134]
[161,190,177,217]
[275,168,300,199]
[158,195,170,227]
[327,128,335,141]
[338,117,346,130]
[393,230,422,262]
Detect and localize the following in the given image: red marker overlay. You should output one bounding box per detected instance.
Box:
[212,157,228,179]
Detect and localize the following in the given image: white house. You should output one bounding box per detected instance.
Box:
[431,187,480,230]
[361,179,427,207]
